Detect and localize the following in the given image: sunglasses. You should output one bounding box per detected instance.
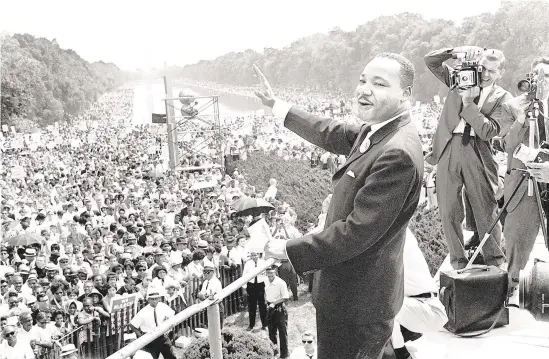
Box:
[302,340,313,344]
[4,331,15,338]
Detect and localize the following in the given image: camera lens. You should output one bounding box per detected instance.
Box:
[519,259,549,322]
[518,80,531,93]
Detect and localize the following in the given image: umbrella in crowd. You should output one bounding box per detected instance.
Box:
[3,232,45,246]
[232,196,274,217]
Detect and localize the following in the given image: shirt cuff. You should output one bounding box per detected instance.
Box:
[272,99,292,120]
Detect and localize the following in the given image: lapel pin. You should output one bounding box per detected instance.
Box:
[359,138,370,153]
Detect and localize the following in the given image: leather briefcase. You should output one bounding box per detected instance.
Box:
[439,265,509,335]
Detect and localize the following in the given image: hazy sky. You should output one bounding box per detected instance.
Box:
[1,0,528,70]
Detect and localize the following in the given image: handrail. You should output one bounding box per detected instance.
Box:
[106,258,276,359]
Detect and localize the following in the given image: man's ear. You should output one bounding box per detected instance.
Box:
[402,86,413,102]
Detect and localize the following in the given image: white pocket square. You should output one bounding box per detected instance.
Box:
[346,170,356,178]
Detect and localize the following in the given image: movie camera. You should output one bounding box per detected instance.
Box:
[517,68,546,102]
[449,53,483,90]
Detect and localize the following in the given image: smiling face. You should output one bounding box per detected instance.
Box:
[355,56,412,124]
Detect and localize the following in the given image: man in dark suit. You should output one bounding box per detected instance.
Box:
[254,52,424,359]
[498,57,549,304]
[424,46,511,269]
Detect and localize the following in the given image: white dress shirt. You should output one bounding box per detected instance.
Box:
[404,227,438,296]
[265,276,290,303]
[199,276,223,298]
[0,339,35,359]
[453,84,493,136]
[359,111,408,153]
[242,259,267,285]
[130,302,175,333]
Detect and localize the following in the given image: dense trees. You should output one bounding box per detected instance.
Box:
[1,33,127,131]
[178,0,549,102]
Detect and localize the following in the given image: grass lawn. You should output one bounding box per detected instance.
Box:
[173,284,316,357]
[224,284,317,352]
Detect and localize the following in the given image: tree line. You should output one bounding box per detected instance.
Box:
[176,0,549,102]
[1,33,128,130]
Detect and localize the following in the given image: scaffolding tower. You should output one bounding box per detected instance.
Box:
[162,76,225,171]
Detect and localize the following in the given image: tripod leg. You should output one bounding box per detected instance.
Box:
[466,173,529,268]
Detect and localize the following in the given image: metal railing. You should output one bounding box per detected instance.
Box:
[42,265,252,359]
[106,258,276,359]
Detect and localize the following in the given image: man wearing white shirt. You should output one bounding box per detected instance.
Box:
[197,264,224,328]
[265,266,290,359]
[0,326,35,359]
[290,331,317,359]
[389,228,448,359]
[424,46,510,270]
[220,237,243,268]
[129,290,176,359]
[242,252,268,331]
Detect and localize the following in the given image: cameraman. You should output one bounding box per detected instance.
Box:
[499,56,549,305]
[424,46,511,270]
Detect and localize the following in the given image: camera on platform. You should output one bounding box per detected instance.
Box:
[519,259,549,322]
[449,55,483,90]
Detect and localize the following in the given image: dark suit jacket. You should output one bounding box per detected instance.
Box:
[283,106,424,325]
[424,48,512,195]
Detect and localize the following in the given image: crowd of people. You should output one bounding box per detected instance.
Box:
[0,86,319,358]
[0,70,470,359]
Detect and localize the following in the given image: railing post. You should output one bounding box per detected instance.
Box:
[207,303,223,359]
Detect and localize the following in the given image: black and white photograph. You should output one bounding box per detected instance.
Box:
[1,0,549,358]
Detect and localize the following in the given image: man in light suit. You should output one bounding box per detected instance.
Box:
[424,46,511,269]
[254,52,424,359]
[498,57,549,303]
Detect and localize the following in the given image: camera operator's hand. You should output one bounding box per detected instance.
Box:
[458,87,480,107]
[527,162,549,183]
[253,64,276,108]
[452,46,484,61]
[510,94,531,125]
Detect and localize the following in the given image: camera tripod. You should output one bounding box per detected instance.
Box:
[467,107,549,267]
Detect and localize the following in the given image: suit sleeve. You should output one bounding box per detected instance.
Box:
[424,47,454,87]
[285,148,420,272]
[460,91,512,141]
[500,99,527,154]
[283,105,361,156]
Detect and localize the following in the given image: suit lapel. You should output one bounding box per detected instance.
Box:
[480,85,498,115]
[333,113,412,179]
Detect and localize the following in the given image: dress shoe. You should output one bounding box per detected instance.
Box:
[464,232,480,250]
[247,326,253,331]
[394,346,411,359]
[400,325,423,343]
[507,287,519,308]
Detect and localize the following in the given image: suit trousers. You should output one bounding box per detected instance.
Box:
[278,261,299,300]
[504,191,541,290]
[247,282,267,328]
[391,297,448,348]
[143,335,176,359]
[267,305,288,358]
[436,135,505,269]
[317,318,393,359]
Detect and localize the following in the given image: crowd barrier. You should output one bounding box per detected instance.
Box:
[42,266,245,359]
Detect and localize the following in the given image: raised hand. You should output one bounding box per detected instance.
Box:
[252,64,276,108]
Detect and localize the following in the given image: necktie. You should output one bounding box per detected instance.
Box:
[462,91,481,145]
[538,101,546,146]
[153,306,158,326]
[254,261,258,284]
[357,125,373,154]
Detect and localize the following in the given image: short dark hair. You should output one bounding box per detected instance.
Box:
[375,52,415,89]
[532,57,549,71]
